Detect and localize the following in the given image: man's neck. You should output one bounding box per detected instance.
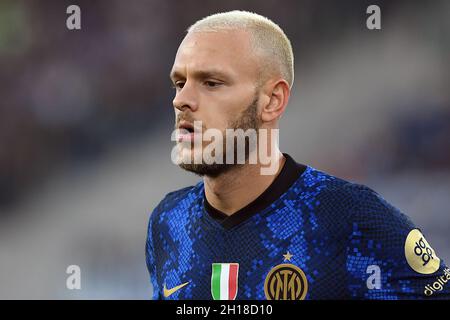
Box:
[203,151,285,216]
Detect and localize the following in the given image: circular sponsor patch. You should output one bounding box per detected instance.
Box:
[405,229,440,274]
[264,264,308,300]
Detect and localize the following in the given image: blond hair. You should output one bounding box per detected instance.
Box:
[187,10,294,88]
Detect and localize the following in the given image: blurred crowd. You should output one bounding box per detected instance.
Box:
[0,1,174,208]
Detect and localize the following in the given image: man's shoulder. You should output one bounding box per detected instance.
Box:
[342,181,414,231]
[304,167,370,214]
[149,182,204,221]
[163,184,201,203]
[307,167,414,232]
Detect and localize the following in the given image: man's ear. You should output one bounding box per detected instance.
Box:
[261,79,290,123]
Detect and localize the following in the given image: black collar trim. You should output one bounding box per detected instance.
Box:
[203,153,307,230]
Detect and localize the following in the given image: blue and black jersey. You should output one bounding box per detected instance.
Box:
[146,154,450,300]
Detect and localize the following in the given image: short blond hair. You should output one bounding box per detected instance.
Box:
[187,10,294,88]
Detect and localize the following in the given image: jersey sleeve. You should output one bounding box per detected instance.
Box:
[345,184,450,299]
[146,205,162,300]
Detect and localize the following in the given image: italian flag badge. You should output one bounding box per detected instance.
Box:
[211,263,239,300]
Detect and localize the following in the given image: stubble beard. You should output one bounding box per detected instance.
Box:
[178,96,260,178]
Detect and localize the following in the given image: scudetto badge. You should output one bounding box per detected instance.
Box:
[264,263,308,300]
[211,263,239,300]
[405,229,440,274]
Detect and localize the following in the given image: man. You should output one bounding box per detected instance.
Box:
[146,11,449,300]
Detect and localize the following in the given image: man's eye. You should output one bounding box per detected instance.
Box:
[174,82,185,89]
[204,81,221,88]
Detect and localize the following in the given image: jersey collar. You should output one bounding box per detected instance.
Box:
[203,153,307,230]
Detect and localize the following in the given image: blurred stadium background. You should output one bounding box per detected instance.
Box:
[0,0,449,299]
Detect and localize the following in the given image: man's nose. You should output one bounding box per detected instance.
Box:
[173,82,199,112]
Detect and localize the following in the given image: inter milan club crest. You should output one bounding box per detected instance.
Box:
[264,252,308,300]
[211,263,239,300]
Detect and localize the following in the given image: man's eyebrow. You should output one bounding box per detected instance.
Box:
[170,70,183,81]
[170,68,231,81]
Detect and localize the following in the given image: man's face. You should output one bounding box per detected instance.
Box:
[170,30,262,176]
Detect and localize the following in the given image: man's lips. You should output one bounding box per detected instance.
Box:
[176,121,201,142]
[177,132,196,142]
[178,120,194,132]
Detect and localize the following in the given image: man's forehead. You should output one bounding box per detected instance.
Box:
[170,65,232,80]
[171,30,258,78]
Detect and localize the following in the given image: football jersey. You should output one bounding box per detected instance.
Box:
[146,154,450,300]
